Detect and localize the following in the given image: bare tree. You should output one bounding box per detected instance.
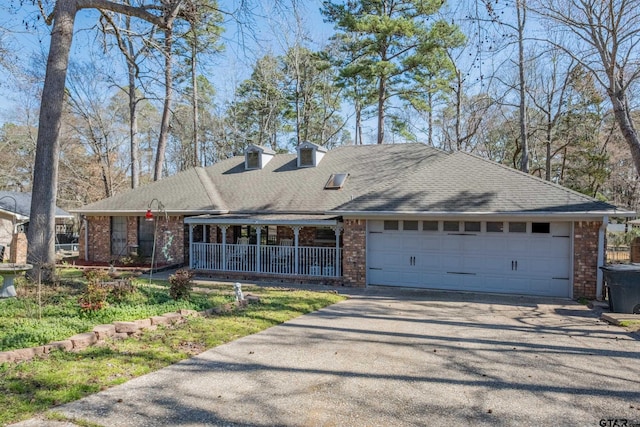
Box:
[99,8,156,189]
[534,0,640,177]
[26,0,177,277]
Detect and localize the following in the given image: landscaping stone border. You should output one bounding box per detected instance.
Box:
[0,295,261,364]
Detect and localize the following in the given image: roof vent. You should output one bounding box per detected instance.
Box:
[245,145,275,170]
[297,141,327,168]
[325,173,349,190]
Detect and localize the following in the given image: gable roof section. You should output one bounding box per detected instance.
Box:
[0,191,72,220]
[333,150,629,216]
[77,167,227,215]
[204,143,449,213]
[75,143,633,218]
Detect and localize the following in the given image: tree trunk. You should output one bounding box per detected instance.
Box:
[127,35,140,188]
[154,26,174,181]
[610,91,640,176]
[545,121,552,181]
[27,0,77,278]
[377,76,385,144]
[455,69,462,150]
[427,90,433,146]
[355,100,362,145]
[517,0,528,173]
[191,33,199,167]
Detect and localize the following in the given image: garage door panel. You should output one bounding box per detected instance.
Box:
[463,255,498,272]
[417,255,445,270]
[420,236,443,251]
[441,257,463,271]
[441,237,464,251]
[367,220,571,297]
[506,238,531,254]
[402,238,423,251]
[464,238,487,252]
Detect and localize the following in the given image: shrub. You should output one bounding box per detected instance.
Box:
[168,269,194,301]
[78,283,109,312]
[106,279,138,304]
[83,269,110,284]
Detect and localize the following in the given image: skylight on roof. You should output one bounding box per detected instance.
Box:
[325,173,349,190]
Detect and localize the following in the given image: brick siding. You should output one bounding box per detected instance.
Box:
[573,221,601,299]
[10,232,27,264]
[152,216,185,264]
[81,215,184,265]
[82,216,110,263]
[342,219,366,287]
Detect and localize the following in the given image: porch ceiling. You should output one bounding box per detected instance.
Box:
[184,213,341,227]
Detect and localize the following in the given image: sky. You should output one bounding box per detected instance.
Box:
[0,1,334,125]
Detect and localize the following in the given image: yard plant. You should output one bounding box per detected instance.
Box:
[0,268,345,425]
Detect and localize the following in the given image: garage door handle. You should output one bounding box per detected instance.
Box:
[515,260,518,271]
[511,260,514,270]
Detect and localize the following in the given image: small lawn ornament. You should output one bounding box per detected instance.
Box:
[233,282,244,302]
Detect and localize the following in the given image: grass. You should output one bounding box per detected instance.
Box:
[619,319,640,331]
[0,268,346,426]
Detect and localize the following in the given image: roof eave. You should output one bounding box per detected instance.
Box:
[71,209,229,216]
[329,209,637,219]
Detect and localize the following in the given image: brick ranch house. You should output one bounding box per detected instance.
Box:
[74,143,635,300]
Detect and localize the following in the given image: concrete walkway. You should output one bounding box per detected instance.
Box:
[12,287,640,427]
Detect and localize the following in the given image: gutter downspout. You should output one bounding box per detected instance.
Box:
[596,215,608,301]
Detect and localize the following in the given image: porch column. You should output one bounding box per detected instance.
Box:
[221,225,228,270]
[293,226,300,275]
[256,227,262,272]
[333,225,343,277]
[189,224,194,269]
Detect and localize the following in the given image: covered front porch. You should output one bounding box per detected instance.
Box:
[185,215,343,279]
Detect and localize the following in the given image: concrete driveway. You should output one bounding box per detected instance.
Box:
[14,288,640,427]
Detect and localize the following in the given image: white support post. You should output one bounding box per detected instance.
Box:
[189,224,194,269]
[221,225,228,270]
[256,227,262,272]
[293,226,300,275]
[333,225,343,277]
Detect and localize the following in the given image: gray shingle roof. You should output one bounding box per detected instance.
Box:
[0,191,72,219]
[79,167,226,214]
[76,143,632,217]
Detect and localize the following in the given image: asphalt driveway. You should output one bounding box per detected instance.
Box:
[13,288,640,427]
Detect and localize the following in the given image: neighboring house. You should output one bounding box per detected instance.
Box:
[0,191,75,261]
[74,143,635,300]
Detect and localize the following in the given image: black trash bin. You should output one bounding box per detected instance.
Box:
[600,264,640,314]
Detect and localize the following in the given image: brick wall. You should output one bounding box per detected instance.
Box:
[84,216,111,263]
[127,217,137,249]
[299,227,315,246]
[82,216,185,265]
[10,232,27,264]
[342,219,366,287]
[277,226,294,242]
[573,221,601,299]
[153,216,185,264]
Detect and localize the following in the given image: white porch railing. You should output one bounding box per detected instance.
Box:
[191,243,341,277]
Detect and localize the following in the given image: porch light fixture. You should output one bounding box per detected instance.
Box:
[145,198,166,222]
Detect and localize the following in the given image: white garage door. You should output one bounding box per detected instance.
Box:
[367,220,571,297]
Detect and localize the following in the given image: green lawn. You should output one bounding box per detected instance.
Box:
[0,268,346,426]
